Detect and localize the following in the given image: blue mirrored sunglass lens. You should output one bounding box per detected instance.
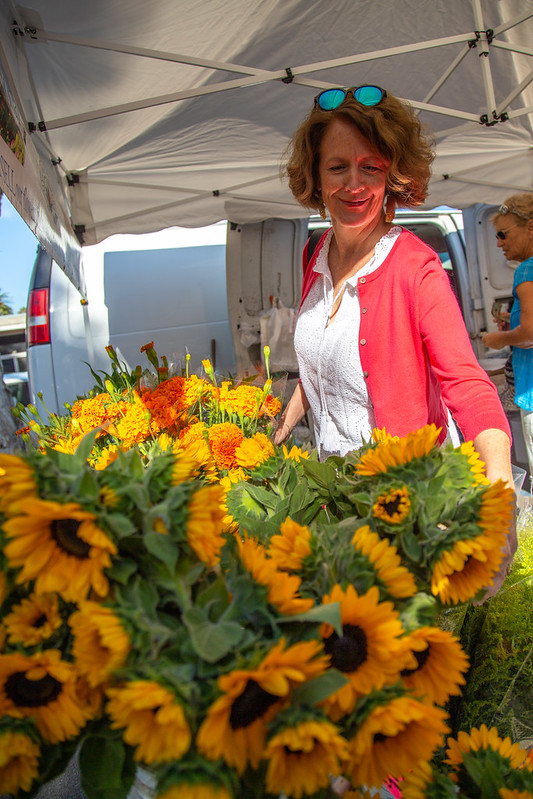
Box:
[318,89,347,110]
[353,86,383,106]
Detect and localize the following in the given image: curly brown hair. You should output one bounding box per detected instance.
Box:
[284,91,435,213]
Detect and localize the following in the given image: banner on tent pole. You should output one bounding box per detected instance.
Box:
[0,59,82,291]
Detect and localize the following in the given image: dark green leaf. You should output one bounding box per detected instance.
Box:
[143,529,179,571]
[183,607,245,662]
[79,734,135,799]
[292,670,348,705]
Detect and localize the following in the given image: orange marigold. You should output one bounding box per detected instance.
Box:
[208,423,244,471]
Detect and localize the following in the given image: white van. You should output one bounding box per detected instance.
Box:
[26,207,528,472]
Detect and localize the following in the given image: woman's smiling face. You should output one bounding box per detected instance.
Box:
[318,116,390,230]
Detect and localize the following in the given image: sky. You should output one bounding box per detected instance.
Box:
[0,195,39,313]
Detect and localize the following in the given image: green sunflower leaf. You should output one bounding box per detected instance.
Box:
[183,607,245,662]
[79,733,136,799]
[278,601,342,635]
[226,483,269,519]
[400,529,423,561]
[291,670,348,706]
[143,529,179,571]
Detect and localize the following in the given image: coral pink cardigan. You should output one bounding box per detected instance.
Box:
[300,229,511,444]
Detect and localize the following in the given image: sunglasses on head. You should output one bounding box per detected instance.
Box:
[498,203,530,220]
[314,85,387,111]
[496,224,519,240]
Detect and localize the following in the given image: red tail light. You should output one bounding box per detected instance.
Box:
[27,288,50,345]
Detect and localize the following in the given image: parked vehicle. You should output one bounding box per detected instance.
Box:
[26,206,528,471]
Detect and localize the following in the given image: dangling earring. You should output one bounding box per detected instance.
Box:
[385,195,395,223]
[318,192,327,221]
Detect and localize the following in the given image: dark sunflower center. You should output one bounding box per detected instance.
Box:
[32,614,47,629]
[401,645,430,677]
[324,624,368,672]
[5,671,62,708]
[381,495,402,517]
[229,679,278,729]
[50,518,91,558]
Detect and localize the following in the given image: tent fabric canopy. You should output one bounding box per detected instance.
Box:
[2,0,533,246]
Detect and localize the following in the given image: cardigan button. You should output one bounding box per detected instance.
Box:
[359,277,366,284]
[363,370,369,378]
[360,338,366,345]
[362,307,367,313]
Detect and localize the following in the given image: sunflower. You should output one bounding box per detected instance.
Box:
[207,423,244,471]
[400,626,469,705]
[459,440,490,485]
[69,601,131,687]
[500,791,533,799]
[157,784,232,799]
[445,724,530,772]
[237,535,314,615]
[355,425,441,476]
[3,592,63,647]
[172,439,217,484]
[400,760,460,799]
[0,650,90,743]
[320,584,409,719]
[0,728,40,796]
[0,453,37,514]
[351,526,417,599]
[186,484,226,567]
[267,518,312,572]
[346,695,449,789]
[3,497,117,602]
[196,638,328,774]
[235,432,275,470]
[372,486,411,524]
[431,524,505,604]
[264,716,349,798]
[477,479,515,541]
[282,444,310,462]
[106,680,191,763]
[91,445,119,470]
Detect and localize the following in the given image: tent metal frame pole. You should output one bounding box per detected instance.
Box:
[492,9,533,37]
[471,0,497,115]
[496,69,533,117]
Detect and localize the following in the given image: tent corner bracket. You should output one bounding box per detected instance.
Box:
[282,68,294,84]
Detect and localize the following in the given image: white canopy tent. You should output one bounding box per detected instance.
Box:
[0,0,532,272]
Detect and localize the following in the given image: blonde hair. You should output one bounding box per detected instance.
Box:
[284,91,435,213]
[490,193,533,226]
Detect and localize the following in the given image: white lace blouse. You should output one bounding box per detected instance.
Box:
[294,226,402,459]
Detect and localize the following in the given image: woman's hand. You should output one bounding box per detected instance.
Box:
[272,382,310,447]
[482,330,507,349]
[273,419,293,446]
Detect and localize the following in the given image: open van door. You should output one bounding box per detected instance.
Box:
[463,203,529,473]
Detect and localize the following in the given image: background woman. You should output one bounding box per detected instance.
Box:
[274,85,515,596]
[482,194,533,484]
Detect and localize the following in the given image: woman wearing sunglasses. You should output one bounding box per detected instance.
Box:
[274,85,515,597]
[482,194,533,481]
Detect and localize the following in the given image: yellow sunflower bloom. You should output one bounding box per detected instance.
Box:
[400,760,434,799]
[264,718,350,798]
[282,444,310,462]
[500,791,533,799]
[98,485,119,507]
[186,484,226,567]
[91,445,119,470]
[69,601,131,687]
[445,724,530,772]
[431,481,512,605]
[372,486,411,524]
[0,729,40,795]
[400,626,469,705]
[267,518,312,572]
[106,680,191,763]
[351,526,417,599]
[355,425,441,476]
[172,439,217,484]
[237,535,314,615]
[0,453,37,514]
[4,592,63,647]
[158,784,232,799]
[347,695,449,789]
[3,497,117,602]
[235,432,275,470]
[196,638,328,774]
[320,584,409,719]
[459,440,490,485]
[0,650,90,743]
